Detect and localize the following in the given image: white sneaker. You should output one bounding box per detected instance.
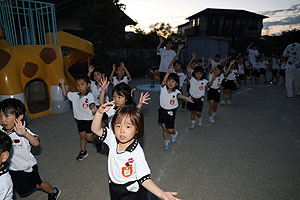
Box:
[227,100,231,105]
[220,100,225,105]
[198,118,202,126]
[163,140,170,150]
[209,117,215,124]
[190,123,195,129]
[171,131,179,143]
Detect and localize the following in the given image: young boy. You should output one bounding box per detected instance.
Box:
[0,98,61,200]
[58,75,98,160]
[0,131,13,200]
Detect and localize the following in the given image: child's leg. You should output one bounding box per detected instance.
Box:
[213,102,218,113]
[191,111,196,121]
[36,181,54,194]
[167,128,175,135]
[209,100,214,117]
[86,133,94,142]
[162,124,169,141]
[229,90,233,100]
[79,131,87,151]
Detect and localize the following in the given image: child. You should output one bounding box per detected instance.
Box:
[99,78,150,128]
[156,37,184,84]
[58,75,99,160]
[207,61,233,123]
[91,103,182,200]
[269,54,280,84]
[259,55,268,83]
[109,62,132,86]
[186,66,213,129]
[159,67,193,150]
[172,60,187,108]
[279,57,287,85]
[236,55,245,88]
[0,98,61,199]
[251,57,260,84]
[0,131,13,200]
[221,60,238,105]
[247,42,259,68]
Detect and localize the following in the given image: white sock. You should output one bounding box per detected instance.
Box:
[199,117,202,123]
[191,120,195,124]
[212,112,216,118]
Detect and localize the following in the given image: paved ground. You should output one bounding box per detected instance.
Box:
[17,77,300,200]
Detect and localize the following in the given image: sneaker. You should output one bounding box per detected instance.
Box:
[96,142,102,153]
[48,187,61,200]
[190,122,195,129]
[171,130,179,143]
[209,117,215,124]
[198,118,202,127]
[220,100,225,105]
[163,140,170,150]
[76,150,88,160]
[227,100,231,105]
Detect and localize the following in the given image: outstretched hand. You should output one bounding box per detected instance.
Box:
[100,77,110,90]
[88,65,94,73]
[112,64,116,71]
[14,119,26,135]
[139,92,151,105]
[168,66,175,73]
[58,77,65,85]
[185,97,194,103]
[178,44,184,50]
[98,101,115,114]
[192,52,196,60]
[159,36,164,44]
[161,192,182,200]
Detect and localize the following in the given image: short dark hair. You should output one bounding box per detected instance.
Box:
[91,67,105,79]
[75,74,91,84]
[0,130,12,155]
[215,54,221,59]
[111,106,144,139]
[167,73,180,90]
[174,60,182,68]
[0,98,25,118]
[192,66,204,79]
[112,83,134,106]
[165,38,173,44]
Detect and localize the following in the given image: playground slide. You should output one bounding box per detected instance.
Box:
[0,27,94,119]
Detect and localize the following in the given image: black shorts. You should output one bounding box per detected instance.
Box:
[76,119,93,133]
[109,181,147,200]
[187,97,204,112]
[259,68,266,75]
[9,165,43,196]
[158,107,177,129]
[237,74,244,80]
[244,68,251,76]
[252,69,259,77]
[223,80,236,91]
[207,88,220,102]
[279,69,286,76]
[272,69,279,76]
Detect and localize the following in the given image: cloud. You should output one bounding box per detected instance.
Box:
[260,4,300,16]
[263,15,300,29]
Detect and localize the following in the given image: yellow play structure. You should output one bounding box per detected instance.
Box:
[0,0,94,119]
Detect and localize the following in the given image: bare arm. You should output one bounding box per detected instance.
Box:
[87,65,94,78]
[109,64,116,82]
[156,37,164,54]
[142,179,181,200]
[91,102,115,136]
[14,119,39,146]
[136,92,150,109]
[58,78,67,96]
[178,94,193,103]
[99,77,110,105]
[224,60,236,76]
[161,67,174,87]
[187,52,196,68]
[174,44,184,60]
[121,62,131,80]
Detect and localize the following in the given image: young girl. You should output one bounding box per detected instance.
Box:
[109,62,132,86]
[99,77,150,128]
[207,60,233,123]
[58,75,99,160]
[171,59,187,108]
[270,54,280,84]
[221,60,238,105]
[236,55,245,88]
[259,55,268,83]
[186,66,213,129]
[279,57,287,85]
[91,103,181,200]
[159,67,193,150]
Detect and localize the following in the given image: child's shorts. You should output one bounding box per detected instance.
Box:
[279,69,286,76]
[158,107,177,129]
[207,88,220,102]
[109,181,147,200]
[259,68,266,75]
[9,165,43,196]
[75,119,93,133]
[244,68,251,76]
[223,80,236,91]
[252,69,260,77]
[187,97,204,112]
[237,74,244,80]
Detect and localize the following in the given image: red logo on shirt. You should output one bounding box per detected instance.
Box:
[199,86,204,90]
[170,100,175,105]
[122,166,133,177]
[82,99,89,109]
[13,139,20,143]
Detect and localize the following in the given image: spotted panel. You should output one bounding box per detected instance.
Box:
[39,48,57,64]
[0,49,11,71]
[23,62,38,78]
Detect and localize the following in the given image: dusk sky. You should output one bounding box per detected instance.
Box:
[120,0,300,35]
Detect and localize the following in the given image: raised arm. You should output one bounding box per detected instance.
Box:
[136,92,150,109]
[121,62,131,80]
[186,65,192,80]
[58,78,67,96]
[156,37,164,54]
[247,42,253,51]
[142,179,181,200]
[99,76,110,105]
[14,119,39,146]
[161,67,174,87]
[187,52,196,68]
[224,60,236,76]
[174,44,184,60]
[87,65,94,78]
[91,101,115,137]
[109,64,116,82]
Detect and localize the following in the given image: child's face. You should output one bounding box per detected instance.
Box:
[238,57,244,63]
[93,72,103,82]
[191,61,196,68]
[166,78,178,90]
[166,41,173,49]
[113,91,126,107]
[214,68,222,76]
[116,67,125,77]
[174,63,181,72]
[195,71,203,80]
[215,57,220,62]
[0,112,22,132]
[76,79,90,94]
[114,115,136,144]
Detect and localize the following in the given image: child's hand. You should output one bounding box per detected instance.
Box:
[100,77,110,90]
[208,57,212,63]
[120,62,126,69]
[14,119,26,135]
[187,65,192,73]
[178,44,184,50]
[192,52,196,60]
[168,66,174,73]
[230,59,236,66]
[201,56,205,62]
[112,64,116,71]
[98,101,115,114]
[161,191,182,200]
[159,37,164,44]
[139,92,150,105]
[58,77,64,85]
[88,65,94,73]
[185,97,194,103]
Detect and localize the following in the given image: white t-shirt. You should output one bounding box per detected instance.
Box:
[238,63,244,74]
[157,48,176,73]
[112,76,131,86]
[280,63,287,70]
[67,92,95,120]
[99,128,151,190]
[259,60,268,69]
[0,126,38,172]
[189,77,208,98]
[272,58,280,70]
[209,73,224,89]
[211,60,220,68]
[248,49,259,66]
[90,81,109,106]
[174,72,186,88]
[159,85,181,110]
[283,43,300,69]
[0,166,13,200]
[105,106,117,129]
[225,69,237,81]
[252,61,259,70]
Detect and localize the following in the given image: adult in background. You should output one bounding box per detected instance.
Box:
[156,37,184,84]
[283,42,300,99]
